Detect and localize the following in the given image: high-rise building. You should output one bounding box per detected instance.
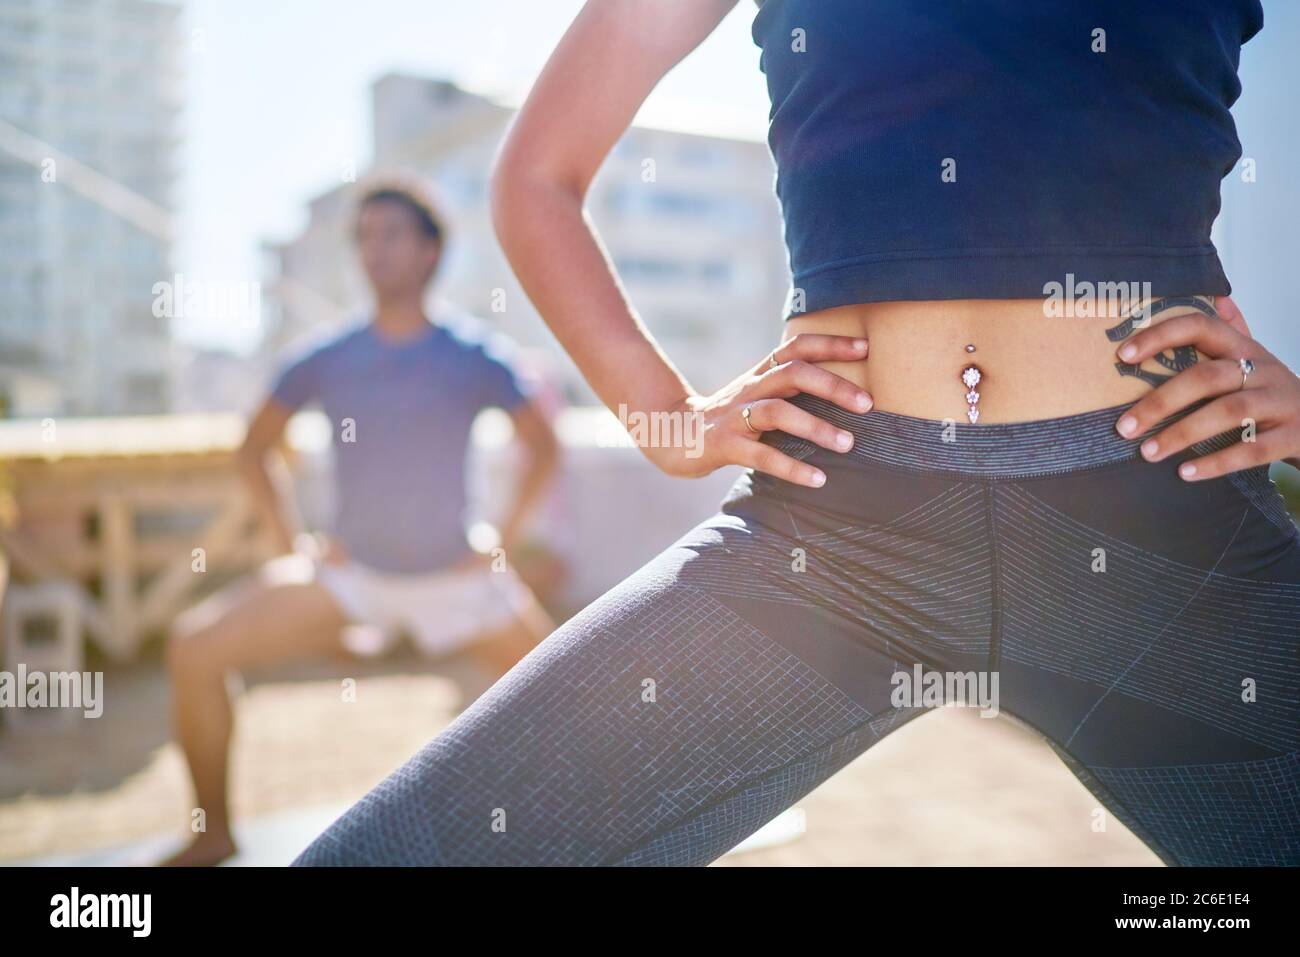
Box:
[0,0,181,418]
[267,74,792,405]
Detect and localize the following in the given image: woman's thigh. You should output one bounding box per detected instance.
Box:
[290,474,981,866]
[992,457,1300,865]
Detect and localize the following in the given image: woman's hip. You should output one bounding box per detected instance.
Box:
[739,391,1300,573]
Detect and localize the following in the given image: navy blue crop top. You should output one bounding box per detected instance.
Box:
[751,0,1264,318]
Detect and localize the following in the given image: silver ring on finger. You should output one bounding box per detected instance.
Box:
[1238,356,1255,391]
[741,402,761,434]
[768,349,780,371]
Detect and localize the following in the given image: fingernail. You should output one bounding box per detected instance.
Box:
[854,339,869,351]
[857,392,872,411]
[1116,415,1137,437]
[810,470,827,487]
[1141,439,1158,459]
[1179,463,1197,479]
[1118,343,1137,361]
[835,431,853,450]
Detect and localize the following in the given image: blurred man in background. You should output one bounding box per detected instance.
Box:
[161,180,559,866]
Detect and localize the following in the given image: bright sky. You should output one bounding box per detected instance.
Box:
[176,0,1300,368]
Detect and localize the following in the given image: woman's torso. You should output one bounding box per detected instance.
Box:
[781,296,1218,423]
[755,0,1260,423]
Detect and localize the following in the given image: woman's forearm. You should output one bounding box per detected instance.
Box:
[490,171,694,417]
[489,1,739,419]
[485,1,868,489]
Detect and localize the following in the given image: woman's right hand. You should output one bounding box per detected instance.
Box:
[640,334,873,488]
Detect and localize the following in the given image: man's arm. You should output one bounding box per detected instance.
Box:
[496,399,560,558]
[236,397,304,557]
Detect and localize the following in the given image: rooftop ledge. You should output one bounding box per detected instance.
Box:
[0,407,645,461]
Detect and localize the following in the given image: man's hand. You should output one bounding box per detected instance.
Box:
[497,399,560,558]
[447,549,494,575]
[237,398,304,556]
[292,531,349,566]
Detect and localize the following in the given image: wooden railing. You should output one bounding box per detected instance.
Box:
[0,414,277,659]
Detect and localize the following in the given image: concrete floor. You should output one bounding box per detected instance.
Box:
[0,650,1161,867]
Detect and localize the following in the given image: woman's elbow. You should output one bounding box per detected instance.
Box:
[487,149,518,238]
[489,146,539,242]
[489,146,582,244]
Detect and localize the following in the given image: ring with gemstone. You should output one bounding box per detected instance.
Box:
[1238,357,1255,390]
[742,403,761,433]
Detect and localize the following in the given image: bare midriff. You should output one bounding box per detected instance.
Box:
[780,296,1218,424]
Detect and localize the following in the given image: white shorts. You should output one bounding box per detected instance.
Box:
[263,553,531,658]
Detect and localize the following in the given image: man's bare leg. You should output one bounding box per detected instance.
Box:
[160,569,348,866]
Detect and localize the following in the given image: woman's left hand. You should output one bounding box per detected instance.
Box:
[1113,300,1300,479]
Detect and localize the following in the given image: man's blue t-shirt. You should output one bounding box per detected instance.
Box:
[269,313,531,574]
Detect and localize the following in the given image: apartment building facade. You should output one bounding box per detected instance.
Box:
[0,0,180,418]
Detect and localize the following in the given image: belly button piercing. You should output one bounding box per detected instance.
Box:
[961,344,982,423]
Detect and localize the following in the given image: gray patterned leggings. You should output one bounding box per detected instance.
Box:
[293,394,1300,866]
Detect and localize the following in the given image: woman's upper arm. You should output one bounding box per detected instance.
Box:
[492,0,739,198]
